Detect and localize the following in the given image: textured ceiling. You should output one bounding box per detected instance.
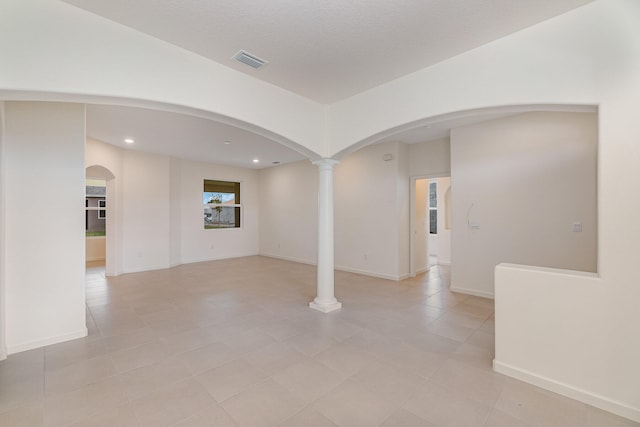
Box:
[63,0,594,103]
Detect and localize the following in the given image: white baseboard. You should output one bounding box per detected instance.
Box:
[259,253,316,266]
[260,254,404,281]
[86,256,105,262]
[415,267,429,275]
[8,328,88,355]
[121,264,172,274]
[450,285,494,299]
[335,265,403,281]
[493,360,640,423]
[181,252,259,265]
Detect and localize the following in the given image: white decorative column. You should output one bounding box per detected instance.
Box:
[310,159,342,313]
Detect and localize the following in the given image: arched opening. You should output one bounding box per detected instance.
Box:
[85,165,116,276]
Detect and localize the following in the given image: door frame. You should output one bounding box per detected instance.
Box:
[409,173,449,277]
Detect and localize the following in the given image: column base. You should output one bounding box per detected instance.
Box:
[309,300,342,313]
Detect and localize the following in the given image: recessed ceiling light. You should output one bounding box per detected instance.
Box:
[124,138,135,144]
[253,159,259,163]
[223,140,231,145]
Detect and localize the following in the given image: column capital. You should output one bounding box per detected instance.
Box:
[312,158,340,170]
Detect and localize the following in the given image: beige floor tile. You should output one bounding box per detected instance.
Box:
[44,338,108,371]
[312,379,402,427]
[0,376,43,414]
[120,356,192,399]
[69,403,139,427]
[280,407,338,427]
[283,332,340,357]
[465,330,495,353]
[450,342,494,371]
[429,359,505,406]
[4,257,627,426]
[102,327,159,353]
[195,359,267,403]
[374,342,447,380]
[272,359,346,403]
[313,341,377,377]
[43,377,128,427]
[221,378,305,427]
[350,359,427,404]
[483,408,532,427]
[240,341,307,376]
[402,382,491,427]
[380,408,437,427]
[44,355,116,396]
[217,328,276,355]
[0,402,44,427]
[181,341,242,376]
[159,327,217,354]
[426,317,476,342]
[130,379,215,427]
[495,378,588,427]
[109,339,172,373]
[172,402,238,427]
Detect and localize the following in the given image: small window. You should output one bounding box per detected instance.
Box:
[429,181,437,234]
[204,180,241,229]
[98,199,106,219]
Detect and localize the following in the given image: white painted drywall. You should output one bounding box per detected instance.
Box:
[260,142,411,280]
[0,102,5,360]
[4,101,86,353]
[177,159,259,264]
[413,179,428,274]
[121,150,171,273]
[258,160,318,265]
[0,0,638,418]
[450,111,597,297]
[0,0,325,158]
[334,142,406,280]
[169,157,182,267]
[436,177,451,265]
[409,138,451,177]
[86,139,260,272]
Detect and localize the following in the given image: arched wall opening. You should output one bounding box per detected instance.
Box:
[85,165,116,276]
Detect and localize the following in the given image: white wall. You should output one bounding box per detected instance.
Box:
[258,160,318,264]
[259,142,411,280]
[4,101,86,354]
[0,0,325,158]
[121,150,171,273]
[334,142,408,280]
[178,159,259,264]
[409,138,451,177]
[86,139,260,273]
[413,179,428,274]
[1,0,639,418]
[436,177,451,265]
[450,111,597,297]
[0,102,6,359]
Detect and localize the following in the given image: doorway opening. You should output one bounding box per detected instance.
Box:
[410,175,451,277]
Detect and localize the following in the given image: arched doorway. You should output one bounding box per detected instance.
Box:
[85,165,116,276]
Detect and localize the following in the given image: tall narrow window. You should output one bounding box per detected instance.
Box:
[429,181,437,234]
[203,179,241,229]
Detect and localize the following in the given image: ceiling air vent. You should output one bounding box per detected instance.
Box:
[232,50,268,70]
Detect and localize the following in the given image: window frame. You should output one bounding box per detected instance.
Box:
[203,179,242,230]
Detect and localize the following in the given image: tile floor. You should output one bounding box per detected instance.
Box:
[0,256,637,426]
